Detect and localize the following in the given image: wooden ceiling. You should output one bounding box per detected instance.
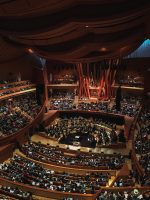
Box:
[0,0,150,63]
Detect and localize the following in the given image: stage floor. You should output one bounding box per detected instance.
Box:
[31,133,132,155]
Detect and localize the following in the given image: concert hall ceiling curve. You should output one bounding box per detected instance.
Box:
[0,0,150,63]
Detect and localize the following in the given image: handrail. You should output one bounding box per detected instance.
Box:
[59,110,125,125]
[0,101,46,145]
[0,88,36,101]
[48,83,79,87]
[100,186,150,191]
[0,80,30,87]
[59,109,125,118]
[0,84,36,93]
[111,85,144,91]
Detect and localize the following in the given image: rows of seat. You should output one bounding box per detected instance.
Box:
[113,175,135,187]
[0,155,111,194]
[96,189,150,200]
[49,96,141,117]
[0,80,34,98]
[0,92,41,137]
[21,141,125,170]
[134,108,150,186]
[0,86,149,199]
[0,185,32,200]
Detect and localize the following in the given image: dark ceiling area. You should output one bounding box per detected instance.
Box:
[0,0,150,63]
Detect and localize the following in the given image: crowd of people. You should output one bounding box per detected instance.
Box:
[0,185,32,199]
[0,79,148,199]
[113,176,135,187]
[96,189,150,200]
[0,80,34,97]
[0,104,30,137]
[0,92,41,137]
[44,116,126,147]
[12,93,41,118]
[0,80,31,90]
[52,74,77,84]
[21,141,125,170]
[49,99,75,110]
[118,76,144,88]
[0,85,34,98]
[77,96,141,117]
[49,90,76,110]
[135,109,150,155]
[134,108,150,186]
[49,91,75,100]
[0,155,111,194]
[0,194,13,199]
[49,96,141,118]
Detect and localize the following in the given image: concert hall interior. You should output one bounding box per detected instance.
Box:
[0,1,150,200]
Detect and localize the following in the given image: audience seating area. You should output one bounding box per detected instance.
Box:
[0,80,35,98]
[49,96,141,117]
[117,76,144,87]
[12,93,41,119]
[0,185,32,200]
[50,99,75,110]
[0,155,111,194]
[52,74,77,84]
[49,91,75,100]
[96,189,150,200]
[0,103,30,137]
[0,79,149,199]
[134,108,150,186]
[113,175,135,187]
[21,141,125,170]
[0,92,41,137]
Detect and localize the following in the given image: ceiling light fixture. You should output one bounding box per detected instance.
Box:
[28,48,34,53]
[100,47,107,52]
